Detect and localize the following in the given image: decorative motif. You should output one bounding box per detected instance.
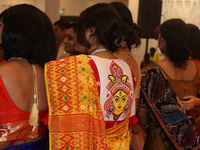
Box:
[45,55,108,150]
[140,62,200,149]
[104,61,133,121]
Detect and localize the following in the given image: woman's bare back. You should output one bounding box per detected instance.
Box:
[0,60,48,149]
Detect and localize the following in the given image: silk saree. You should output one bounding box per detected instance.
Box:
[140,62,200,150]
[45,55,131,150]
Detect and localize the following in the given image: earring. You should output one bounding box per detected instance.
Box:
[160,45,162,49]
[87,32,91,36]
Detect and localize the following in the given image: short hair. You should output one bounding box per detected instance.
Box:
[67,22,77,33]
[186,24,200,60]
[150,47,156,52]
[76,3,136,53]
[160,18,190,68]
[110,2,142,49]
[1,4,56,67]
[54,19,70,31]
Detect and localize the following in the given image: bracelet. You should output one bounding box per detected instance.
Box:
[141,124,148,129]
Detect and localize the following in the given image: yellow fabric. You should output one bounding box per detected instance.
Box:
[106,113,131,150]
[45,55,131,150]
[149,53,160,62]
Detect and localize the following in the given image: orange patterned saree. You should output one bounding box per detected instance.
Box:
[45,55,131,150]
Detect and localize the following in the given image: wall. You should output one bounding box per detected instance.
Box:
[131,0,200,64]
[129,0,160,65]
[161,0,200,27]
[60,0,128,16]
[0,0,45,12]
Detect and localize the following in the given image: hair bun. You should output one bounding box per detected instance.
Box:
[111,23,141,51]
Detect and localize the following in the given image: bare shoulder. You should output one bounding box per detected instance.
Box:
[0,62,47,112]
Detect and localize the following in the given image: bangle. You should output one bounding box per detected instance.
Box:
[141,124,148,129]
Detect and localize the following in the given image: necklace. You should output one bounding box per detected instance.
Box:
[91,48,107,55]
[8,57,28,62]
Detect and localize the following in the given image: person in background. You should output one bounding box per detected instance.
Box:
[137,19,200,150]
[0,4,56,149]
[110,2,145,150]
[140,53,150,68]
[181,24,200,119]
[45,3,138,149]
[149,47,160,62]
[60,22,80,59]
[186,23,200,64]
[54,19,70,59]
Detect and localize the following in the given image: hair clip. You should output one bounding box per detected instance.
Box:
[114,36,126,47]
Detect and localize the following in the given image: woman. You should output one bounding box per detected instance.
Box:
[0,4,56,149]
[137,19,200,150]
[110,2,142,100]
[45,3,138,150]
[181,24,200,132]
[186,24,200,64]
[60,22,80,59]
[110,2,145,150]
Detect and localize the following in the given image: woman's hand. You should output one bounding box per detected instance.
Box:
[181,95,200,111]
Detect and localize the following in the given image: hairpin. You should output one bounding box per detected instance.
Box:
[114,36,126,47]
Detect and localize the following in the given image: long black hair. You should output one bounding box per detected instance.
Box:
[160,19,190,68]
[76,3,137,53]
[0,4,56,67]
[110,2,142,49]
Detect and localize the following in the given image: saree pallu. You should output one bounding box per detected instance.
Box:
[45,55,131,150]
[140,63,200,150]
[106,113,131,150]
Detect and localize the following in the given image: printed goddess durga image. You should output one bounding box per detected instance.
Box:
[104,61,133,121]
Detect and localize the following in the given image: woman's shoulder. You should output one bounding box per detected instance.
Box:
[192,60,200,80]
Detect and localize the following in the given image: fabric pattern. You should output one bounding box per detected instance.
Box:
[45,55,108,150]
[45,55,132,150]
[140,62,200,150]
[106,112,131,150]
[88,55,137,127]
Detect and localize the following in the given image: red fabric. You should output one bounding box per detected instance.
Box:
[105,114,138,128]
[0,76,48,124]
[194,59,200,65]
[41,113,49,126]
[88,56,101,95]
[0,57,6,65]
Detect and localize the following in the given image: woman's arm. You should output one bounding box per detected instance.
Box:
[136,106,148,133]
[181,95,200,110]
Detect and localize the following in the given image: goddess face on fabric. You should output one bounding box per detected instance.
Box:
[105,61,133,121]
[113,90,128,114]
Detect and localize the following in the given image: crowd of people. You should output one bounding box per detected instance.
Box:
[0,2,200,150]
